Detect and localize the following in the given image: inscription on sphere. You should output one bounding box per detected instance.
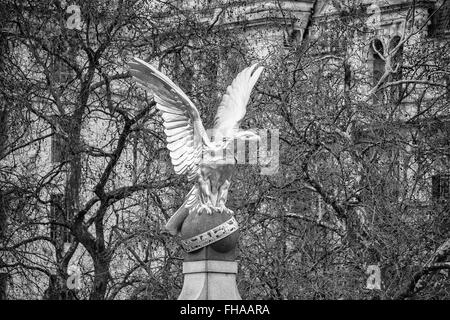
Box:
[181,210,239,253]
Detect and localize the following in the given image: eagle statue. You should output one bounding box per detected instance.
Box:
[129,57,263,240]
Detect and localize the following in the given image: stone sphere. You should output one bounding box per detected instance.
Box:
[180,209,239,253]
[210,228,239,253]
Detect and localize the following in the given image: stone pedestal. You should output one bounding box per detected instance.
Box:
[178,211,241,300]
[178,260,241,300]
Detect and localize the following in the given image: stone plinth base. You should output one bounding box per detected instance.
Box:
[178,260,242,300]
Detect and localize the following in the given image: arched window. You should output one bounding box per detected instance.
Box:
[429,0,450,37]
[389,36,403,102]
[371,38,385,103]
[369,37,403,104]
[432,173,450,202]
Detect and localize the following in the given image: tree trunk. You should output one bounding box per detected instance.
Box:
[43,274,76,300]
[90,258,110,300]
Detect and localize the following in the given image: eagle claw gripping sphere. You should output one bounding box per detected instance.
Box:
[129,57,263,252]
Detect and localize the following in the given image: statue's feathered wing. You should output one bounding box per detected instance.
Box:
[213,63,264,138]
[129,58,207,234]
[129,57,211,181]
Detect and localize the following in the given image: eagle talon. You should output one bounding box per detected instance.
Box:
[217,204,233,215]
[199,204,213,215]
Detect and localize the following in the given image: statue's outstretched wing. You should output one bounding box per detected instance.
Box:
[129,57,210,181]
[213,63,264,138]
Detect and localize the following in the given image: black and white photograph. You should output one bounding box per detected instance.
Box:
[0,0,449,307]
